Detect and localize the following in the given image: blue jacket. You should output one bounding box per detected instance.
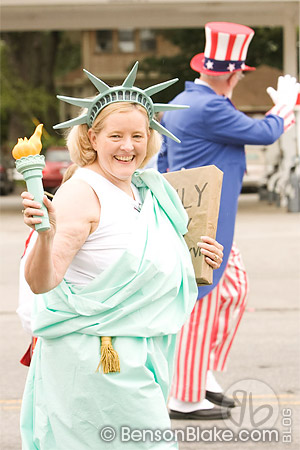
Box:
[158,81,284,298]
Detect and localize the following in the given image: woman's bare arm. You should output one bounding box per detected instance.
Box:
[22,179,100,293]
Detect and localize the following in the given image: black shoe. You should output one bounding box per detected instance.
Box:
[205,391,236,408]
[169,406,231,420]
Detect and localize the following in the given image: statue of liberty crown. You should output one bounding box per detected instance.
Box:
[53,61,188,143]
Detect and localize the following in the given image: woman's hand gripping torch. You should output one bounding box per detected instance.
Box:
[12,124,50,232]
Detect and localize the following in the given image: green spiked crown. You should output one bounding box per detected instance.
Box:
[53,62,188,143]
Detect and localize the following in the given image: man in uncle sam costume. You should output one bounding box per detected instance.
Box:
[158,21,299,420]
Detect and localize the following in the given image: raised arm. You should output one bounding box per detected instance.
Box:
[202,96,284,146]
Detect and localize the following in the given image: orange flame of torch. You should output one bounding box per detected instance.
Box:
[12,124,44,160]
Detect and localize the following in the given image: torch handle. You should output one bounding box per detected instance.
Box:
[25,174,50,232]
[15,155,50,232]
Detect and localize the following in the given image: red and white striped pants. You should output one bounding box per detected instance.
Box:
[171,243,249,402]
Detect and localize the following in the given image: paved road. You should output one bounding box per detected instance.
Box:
[0,192,299,449]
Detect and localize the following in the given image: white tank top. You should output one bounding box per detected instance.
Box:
[64,168,142,286]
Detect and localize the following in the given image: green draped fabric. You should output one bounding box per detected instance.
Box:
[20,169,198,449]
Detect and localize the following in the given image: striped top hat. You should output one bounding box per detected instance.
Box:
[190,22,255,76]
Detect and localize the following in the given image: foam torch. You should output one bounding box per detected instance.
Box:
[12,124,50,231]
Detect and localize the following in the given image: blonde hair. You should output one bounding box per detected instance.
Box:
[66,102,162,169]
[61,163,78,183]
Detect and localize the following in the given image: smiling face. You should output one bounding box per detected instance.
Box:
[88,106,149,189]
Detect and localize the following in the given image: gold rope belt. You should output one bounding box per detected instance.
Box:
[96,336,120,374]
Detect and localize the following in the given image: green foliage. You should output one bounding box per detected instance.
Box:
[1,42,56,141]
[55,33,81,77]
[0,31,81,152]
[247,27,283,69]
[139,29,205,103]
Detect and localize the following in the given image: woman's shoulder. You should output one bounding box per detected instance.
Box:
[52,176,100,232]
[53,175,98,209]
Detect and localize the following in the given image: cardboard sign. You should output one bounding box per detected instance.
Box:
[164,165,223,285]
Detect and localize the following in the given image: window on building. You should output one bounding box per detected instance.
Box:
[118,29,135,52]
[140,29,156,51]
[96,30,113,52]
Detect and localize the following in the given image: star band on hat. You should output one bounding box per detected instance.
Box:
[53,62,188,143]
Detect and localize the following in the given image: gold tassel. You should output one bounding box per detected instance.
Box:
[96,336,120,374]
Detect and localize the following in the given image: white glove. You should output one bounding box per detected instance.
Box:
[266,75,300,110]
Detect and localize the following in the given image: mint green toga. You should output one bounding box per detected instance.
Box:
[20,169,198,449]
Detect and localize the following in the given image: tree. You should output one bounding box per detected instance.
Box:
[1,32,60,147]
[0,31,81,155]
[246,27,283,69]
